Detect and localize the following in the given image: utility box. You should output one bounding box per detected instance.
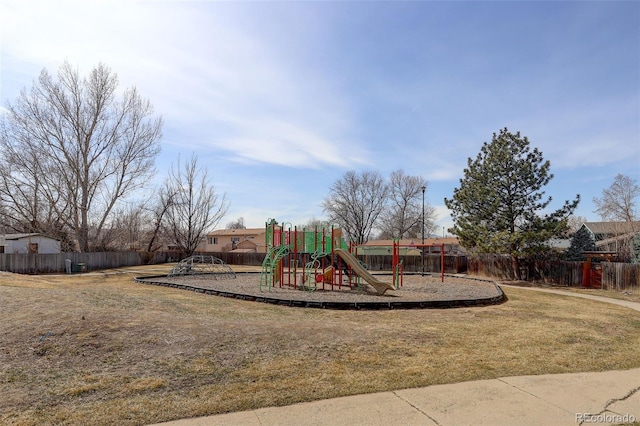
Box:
[71,262,88,273]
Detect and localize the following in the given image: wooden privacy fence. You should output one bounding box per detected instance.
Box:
[195,251,265,266]
[530,260,583,286]
[601,263,640,294]
[357,254,467,274]
[467,254,640,294]
[468,255,584,285]
[467,255,513,279]
[0,251,142,274]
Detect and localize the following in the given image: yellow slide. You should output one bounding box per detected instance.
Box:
[334,249,395,295]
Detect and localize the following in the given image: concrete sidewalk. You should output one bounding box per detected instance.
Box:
[153,368,640,426]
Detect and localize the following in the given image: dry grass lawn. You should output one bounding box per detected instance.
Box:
[1,265,640,425]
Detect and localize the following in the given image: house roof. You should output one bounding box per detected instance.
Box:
[229,248,257,253]
[1,233,61,241]
[207,228,265,237]
[582,221,640,236]
[361,237,460,246]
[236,239,257,248]
[547,238,571,249]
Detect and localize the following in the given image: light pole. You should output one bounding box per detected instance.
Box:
[421,185,426,276]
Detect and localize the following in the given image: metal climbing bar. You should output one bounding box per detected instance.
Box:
[260,245,289,292]
[168,255,236,280]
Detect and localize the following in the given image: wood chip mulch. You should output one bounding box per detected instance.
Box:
[139,273,504,305]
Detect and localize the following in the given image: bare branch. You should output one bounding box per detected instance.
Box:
[164,154,229,256]
[0,61,162,251]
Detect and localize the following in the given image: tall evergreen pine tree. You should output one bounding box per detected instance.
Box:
[445,128,580,278]
[566,227,596,261]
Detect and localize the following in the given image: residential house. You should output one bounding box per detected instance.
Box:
[204,228,267,253]
[355,237,464,256]
[546,238,571,252]
[580,221,640,256]
[0,233,62,254]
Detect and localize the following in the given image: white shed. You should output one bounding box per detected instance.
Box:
[0,233,62,254]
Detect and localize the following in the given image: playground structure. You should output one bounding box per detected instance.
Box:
[259,220,445,295]
[168,255,236,280]
[259,220,358,292]
[135,222,501,309]
[333,248,396,295]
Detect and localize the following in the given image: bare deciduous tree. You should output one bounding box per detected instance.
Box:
[95,202,150,252]
[322,170,388,244]
[567,215,589,235]
[593,174,639,223]
[91,186,178,260]
[377,169,436,240]
[301,217,328,231]
[0,138,68,237]
[226,217,246,229]
[145,186,176,255]
[0,61,162,251]
[593,174,640,260]
[165,154,228,256]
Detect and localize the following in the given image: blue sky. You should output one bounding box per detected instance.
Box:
[1,0,639,233]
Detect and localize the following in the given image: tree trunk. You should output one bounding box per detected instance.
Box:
[511,255,520,280]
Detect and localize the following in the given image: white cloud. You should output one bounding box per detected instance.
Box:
[208,117,369,168]
[2,1,144,69]
[505,96,639,170]
[1,0,369,170]
[425,161,464,182]
[432,204,453,235]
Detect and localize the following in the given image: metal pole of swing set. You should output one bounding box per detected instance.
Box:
[421,185,426,276]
